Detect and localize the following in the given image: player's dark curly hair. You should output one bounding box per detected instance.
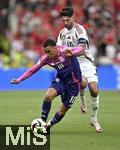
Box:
[43,39,56,47]
[60,7,74,17]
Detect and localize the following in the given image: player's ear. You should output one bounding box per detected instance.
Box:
[71,15,74,20]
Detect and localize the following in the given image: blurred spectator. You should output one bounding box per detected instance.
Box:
[0,0,120,68]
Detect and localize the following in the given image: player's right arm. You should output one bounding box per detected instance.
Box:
[10,56,47,84]
[56,30,64,46]
[63,46,85,57]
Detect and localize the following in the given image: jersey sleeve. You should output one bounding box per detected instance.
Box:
[36,55,47,66]
[17,55,47,82]
[76,24,89,48]
[58,45,84,57]
[71,46,84,56]
[56,30,64,46]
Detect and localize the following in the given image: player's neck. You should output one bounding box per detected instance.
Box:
[66,22,75,31]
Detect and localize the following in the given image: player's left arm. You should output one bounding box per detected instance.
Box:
[10,57,46,84]
[76,24,90,49]
[77,38,89,51]
[56,30,64,46]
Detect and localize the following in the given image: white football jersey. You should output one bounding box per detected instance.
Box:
[57,22,94,63]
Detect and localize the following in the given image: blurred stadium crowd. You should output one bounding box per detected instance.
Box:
[0,0,120,68]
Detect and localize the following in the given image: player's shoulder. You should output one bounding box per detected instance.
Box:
[56,45,67,53]
[59,28,66,35]
[36,54,48,65]
[41,54,48,60]
[58,28,67,40]
[74,23,86,34]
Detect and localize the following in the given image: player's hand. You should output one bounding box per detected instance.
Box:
[64,49,72,56]
[10,79,20,84]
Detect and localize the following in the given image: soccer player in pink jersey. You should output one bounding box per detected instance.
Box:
[11,39,84,130]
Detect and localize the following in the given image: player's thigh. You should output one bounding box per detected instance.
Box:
[62,83,79,108]
[80,62,94,89]
[44,88,57,101]
[80,62,97,79]
[49,77,65,96]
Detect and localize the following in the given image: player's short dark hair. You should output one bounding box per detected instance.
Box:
[43,39,56,48]
[60,7,74,17]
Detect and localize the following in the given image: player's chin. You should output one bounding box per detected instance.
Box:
[50,56,55,59]
[65,26,71,29]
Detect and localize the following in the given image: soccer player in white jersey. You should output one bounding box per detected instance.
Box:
[57,7,103,132]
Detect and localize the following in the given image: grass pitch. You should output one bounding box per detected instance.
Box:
[0,90,120,150]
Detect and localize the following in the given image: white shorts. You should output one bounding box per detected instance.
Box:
[79,61,98,83]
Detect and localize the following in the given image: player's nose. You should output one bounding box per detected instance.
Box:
[63,20,68,25]
[65,21,68,25]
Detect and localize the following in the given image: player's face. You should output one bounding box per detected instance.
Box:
[61,16,74,30]
[44,46,57,59]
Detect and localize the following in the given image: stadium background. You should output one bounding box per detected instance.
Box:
[0,1,120,150]
[0,0,120,90]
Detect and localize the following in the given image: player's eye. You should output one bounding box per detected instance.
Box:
[63,19,69,22]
